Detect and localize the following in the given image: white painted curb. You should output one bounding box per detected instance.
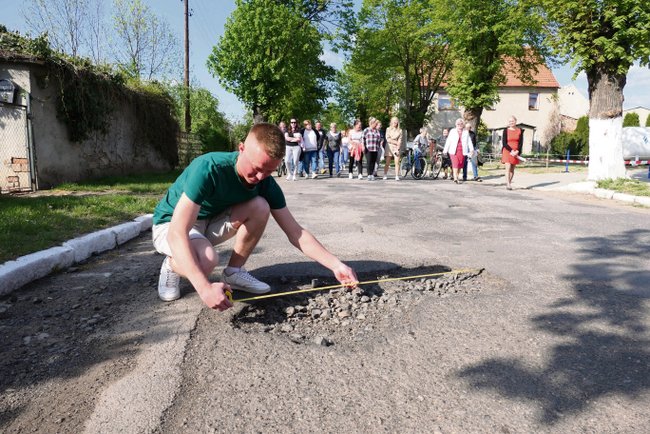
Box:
[611,192,637,203]
[0,214,154,296]
[635,196,650,207]
[0,246,75,297]
[594,188,615,199]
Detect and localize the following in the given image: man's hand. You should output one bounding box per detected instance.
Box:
[333,263,359,288]
[198,282,233,311]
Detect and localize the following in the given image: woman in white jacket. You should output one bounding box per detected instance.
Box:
[443,118,474,184]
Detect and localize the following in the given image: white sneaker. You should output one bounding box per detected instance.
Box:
[395,176,400,181]
[358,174,363,180]
[285,175,291,181]
[383,176,388,180]
[158,257,180,301]
[368,175,374,181]
[222,268,271,294]
[291,175,296,181]
[311,173,317,179]
[348,173,353,179]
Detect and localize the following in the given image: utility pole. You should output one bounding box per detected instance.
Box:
[184,0,191,133]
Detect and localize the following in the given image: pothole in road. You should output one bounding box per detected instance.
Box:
[230,265,484,347]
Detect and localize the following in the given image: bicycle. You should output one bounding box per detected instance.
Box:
[276,159,287,178]
[399,147,428,180]
[425,150,444,179]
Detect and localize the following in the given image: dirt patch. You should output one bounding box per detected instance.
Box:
[0,234,161,433]
[231,266,484,346]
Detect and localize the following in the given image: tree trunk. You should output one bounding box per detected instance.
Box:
[252,106,266,124]
[463,107,483,132]
[586,67,627,180]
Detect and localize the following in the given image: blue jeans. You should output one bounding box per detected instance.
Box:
[317,148,325,171]
[326,149,340,175]
[303,150,318,174]
[340,146,349,168]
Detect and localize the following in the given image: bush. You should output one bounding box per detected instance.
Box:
[646,114,650,127]
[623,112,640,127]
[550,132,582,157]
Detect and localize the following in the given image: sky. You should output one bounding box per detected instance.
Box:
[3,0,650,122]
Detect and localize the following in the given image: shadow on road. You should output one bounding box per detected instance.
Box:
[456,229,650,425]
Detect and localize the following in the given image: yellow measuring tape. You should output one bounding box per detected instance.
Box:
[229,268,480,303]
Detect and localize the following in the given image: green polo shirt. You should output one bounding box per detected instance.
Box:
[153,152,286,225]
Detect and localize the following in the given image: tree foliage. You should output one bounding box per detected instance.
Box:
[441,0,547,129]
[622,112,640,127]
[167,84,232,152]
[112,0,180,80]
[208,0,333,122]
[541,0,650,179]
[22,0,99,58]
[646,114,650,127]
[346,0,450,136]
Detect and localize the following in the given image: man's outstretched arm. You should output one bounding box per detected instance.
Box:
[271,206,358,286]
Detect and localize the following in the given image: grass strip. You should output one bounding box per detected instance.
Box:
[0,171,179,263]
[597,178,650,197]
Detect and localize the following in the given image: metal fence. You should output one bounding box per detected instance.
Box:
[177,132,203,168]
[0,104,33,193]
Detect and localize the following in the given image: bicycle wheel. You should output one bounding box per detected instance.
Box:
[431,155,443,179]
[399,158,410,177]
[412,156,427,179]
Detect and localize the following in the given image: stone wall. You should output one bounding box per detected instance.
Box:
[1,59,178,190]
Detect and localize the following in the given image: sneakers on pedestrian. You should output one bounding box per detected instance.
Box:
[348,173,353,179]
[383,175,388,180]
[311,173,318,179]
[367,175,374,181]
[291,175,297,181]
[158,257,180,302]
[285,175,291,181]
[222,268,271,294]
[395,176,400,181]
[358,174,363,180]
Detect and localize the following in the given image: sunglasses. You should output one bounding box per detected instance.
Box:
[290,121,297,123]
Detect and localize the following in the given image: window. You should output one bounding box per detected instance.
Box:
[438,96,455,111]
[528,93,539,110]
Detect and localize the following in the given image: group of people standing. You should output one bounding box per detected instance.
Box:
[279,114,524,188]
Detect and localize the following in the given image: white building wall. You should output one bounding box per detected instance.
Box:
[481,88,558,154]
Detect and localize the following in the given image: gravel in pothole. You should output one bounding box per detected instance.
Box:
[230,266,484,346]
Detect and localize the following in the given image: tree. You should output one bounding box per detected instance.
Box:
[112,0,180,80]
[167,83,232,152]
[623,112,640,127]
[22,0,103,60]
[541,1,650,180]
[208,0,333,123]
[646,114,650,127]
[347,0,451,136]
[441,0,547,132]
[574,115,589,154]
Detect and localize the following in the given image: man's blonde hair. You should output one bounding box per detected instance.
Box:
[248,123,286,160]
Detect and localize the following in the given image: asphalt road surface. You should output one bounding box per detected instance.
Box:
[1,173,649,433]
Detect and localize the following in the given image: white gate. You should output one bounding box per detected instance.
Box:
[0,103,34,193]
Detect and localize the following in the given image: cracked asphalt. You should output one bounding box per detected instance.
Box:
[1,172,649,433]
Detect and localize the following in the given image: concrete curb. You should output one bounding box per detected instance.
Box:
[539,182,649,209]
[0,214,153,297]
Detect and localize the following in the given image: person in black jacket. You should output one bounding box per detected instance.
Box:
[314,121,326,174]
[323,123,343,177]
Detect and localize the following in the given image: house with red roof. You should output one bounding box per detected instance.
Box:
[427,58,562,155]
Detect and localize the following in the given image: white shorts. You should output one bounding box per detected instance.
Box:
[152,209,237,257]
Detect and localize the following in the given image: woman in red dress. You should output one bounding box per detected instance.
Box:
[443,118,474,184]
[501,116,524,190]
